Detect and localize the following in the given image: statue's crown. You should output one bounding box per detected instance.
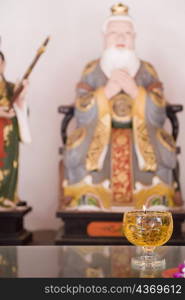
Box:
[111,3,129,16]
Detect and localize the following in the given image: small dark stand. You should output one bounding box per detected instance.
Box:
[0,207,32,245]
[56,210,185,246]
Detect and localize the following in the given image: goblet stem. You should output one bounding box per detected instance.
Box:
[131,246,166,271]
[143,246,156,258]
[142,246,156,267]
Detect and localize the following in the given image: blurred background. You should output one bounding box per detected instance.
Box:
[0,0,184,231]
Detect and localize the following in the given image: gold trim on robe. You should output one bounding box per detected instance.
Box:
[150,92,166,108]
[66,128,86,149]
[82,59,99,76]
[143,61,159,79]
[134,183,174,209]
[157,128,176,152]
[64,182,111,209]
[86,88,111,171]
[132,87,157,172]
[76,92,95,112]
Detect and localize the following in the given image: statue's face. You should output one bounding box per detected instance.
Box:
[104,20,135,50]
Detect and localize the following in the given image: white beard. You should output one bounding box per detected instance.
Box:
[100,47,140,78]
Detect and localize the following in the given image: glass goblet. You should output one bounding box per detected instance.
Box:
[123,210,173,270]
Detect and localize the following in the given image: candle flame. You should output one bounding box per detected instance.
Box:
[143,205,146,212]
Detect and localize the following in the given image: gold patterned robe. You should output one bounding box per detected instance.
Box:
[63,59,176,210]
[0,79,19,207]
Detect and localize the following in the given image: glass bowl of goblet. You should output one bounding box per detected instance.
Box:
[123,210,173,270]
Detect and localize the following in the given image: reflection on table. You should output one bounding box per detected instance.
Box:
[0,246,184,278]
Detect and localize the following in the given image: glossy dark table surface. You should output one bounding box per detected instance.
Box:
[0,245,184,278]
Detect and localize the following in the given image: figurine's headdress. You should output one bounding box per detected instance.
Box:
[102,3,134,33]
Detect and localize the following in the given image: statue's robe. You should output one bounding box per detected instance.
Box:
[0,78,31,208]
[64,59,177,209]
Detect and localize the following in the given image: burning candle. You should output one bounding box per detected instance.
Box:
[143,205,147,214]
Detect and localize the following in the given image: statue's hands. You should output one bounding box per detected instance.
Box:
[104,70,123,99]
[14,79,29,109]
[104,69,139,99]
[118,70,139,98]
[0,106,15,119]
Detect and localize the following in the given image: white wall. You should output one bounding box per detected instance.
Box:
[0,0,185,230]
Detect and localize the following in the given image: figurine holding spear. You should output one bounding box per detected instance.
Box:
[0,36,50,209]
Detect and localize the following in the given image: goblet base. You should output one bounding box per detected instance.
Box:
[131,255,166,271]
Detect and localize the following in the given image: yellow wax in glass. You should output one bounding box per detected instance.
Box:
[123,211,173,247]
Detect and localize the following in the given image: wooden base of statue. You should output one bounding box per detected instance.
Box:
[55,210,185,245]
[0,206,33,245]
